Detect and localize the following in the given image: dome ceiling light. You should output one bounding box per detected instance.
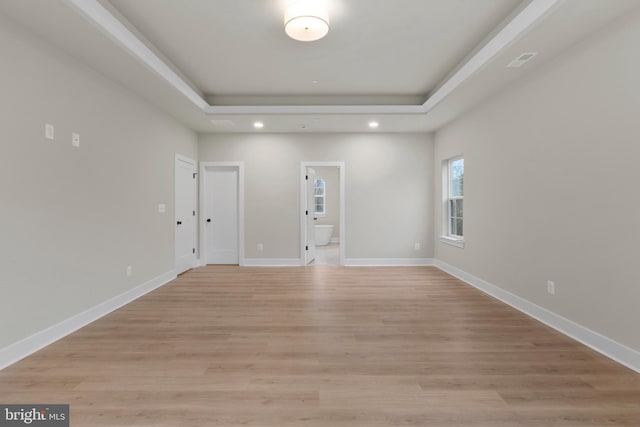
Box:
[284,0,330,42]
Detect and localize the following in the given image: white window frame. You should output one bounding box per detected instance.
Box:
[314,178,326,217]
[440,155,464,248]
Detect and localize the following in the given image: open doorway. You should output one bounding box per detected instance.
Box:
[300,162,345,266]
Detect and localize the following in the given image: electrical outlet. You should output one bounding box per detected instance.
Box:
[126,266,133,277]
[45,123,55,140]
[547,280,555,295]
[158,203,166,213]
[72,132,80,147]
[414,243,421,250]
[257,243,264,252]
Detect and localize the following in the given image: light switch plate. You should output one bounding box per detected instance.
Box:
[72,132,80,147]
[158,204,166,213]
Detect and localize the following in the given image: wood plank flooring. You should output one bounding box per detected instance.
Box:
[1,266,639,426]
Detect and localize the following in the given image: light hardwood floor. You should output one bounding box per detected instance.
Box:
[1,266,639,426]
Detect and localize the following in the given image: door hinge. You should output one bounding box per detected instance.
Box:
[193,173,197,179]
[305,175,308,180]
[192,248,195,254]
[305,210,308,215]
[305,245,308,251]
[193,210,196,216]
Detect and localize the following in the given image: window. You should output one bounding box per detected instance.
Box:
[441,156,464,247]
[448,157,464,237]
[314,178,326,216]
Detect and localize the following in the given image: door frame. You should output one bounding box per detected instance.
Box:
[304,167,317,265]
[300,161,345,266]
[199,161,245,266]
[175,154,198,274]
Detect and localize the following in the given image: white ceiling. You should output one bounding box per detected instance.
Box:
[0,0,638,133]
[108,0,520,98]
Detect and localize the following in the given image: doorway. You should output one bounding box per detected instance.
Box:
[199,162,245,265]
[300,161,345,266]
[174,154,197,274]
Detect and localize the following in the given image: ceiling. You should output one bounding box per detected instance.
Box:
[1,0,638,133]
[108,0,519,98]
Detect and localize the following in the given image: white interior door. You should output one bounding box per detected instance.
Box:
[205,167,239,264]
[305,168,316,264]
[175,155,197,274]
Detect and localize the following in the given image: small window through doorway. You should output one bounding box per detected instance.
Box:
[314,178,326,216]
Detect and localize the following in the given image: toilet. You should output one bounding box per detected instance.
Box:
[314,224,334,246]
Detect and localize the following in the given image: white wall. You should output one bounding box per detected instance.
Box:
[313,166,340,240]
[0,15,197,350]
[434,10,640,352]
[199,133,434,261]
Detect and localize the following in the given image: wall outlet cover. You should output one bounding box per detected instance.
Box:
[45,124,55,140]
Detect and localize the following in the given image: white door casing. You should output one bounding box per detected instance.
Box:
[175,154,197,274]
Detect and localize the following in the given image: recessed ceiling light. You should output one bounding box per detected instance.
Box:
[253,122,264,129]
[369,121,379,128]
[311,80,319,84]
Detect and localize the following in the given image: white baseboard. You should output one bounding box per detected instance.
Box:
[243,258,303,267]
[434,260,640,373]
[344,258,435,267]
[0,270,176,371]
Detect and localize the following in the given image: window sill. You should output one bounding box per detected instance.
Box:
[440,235,464,248]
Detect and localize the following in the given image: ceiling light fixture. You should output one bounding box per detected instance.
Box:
[253,122,264,129]
[369,121,379,129]
[284,0,330,42]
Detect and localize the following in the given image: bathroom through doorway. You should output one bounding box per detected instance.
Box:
[300,161,345,266]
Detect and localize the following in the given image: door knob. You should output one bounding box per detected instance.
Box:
[176,221,182,225]
[206,218,211,223]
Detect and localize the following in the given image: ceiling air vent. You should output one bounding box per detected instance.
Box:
[210,119,236,128]
[507,52,538,68]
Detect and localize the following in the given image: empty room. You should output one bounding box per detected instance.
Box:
[1,0,639,426]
